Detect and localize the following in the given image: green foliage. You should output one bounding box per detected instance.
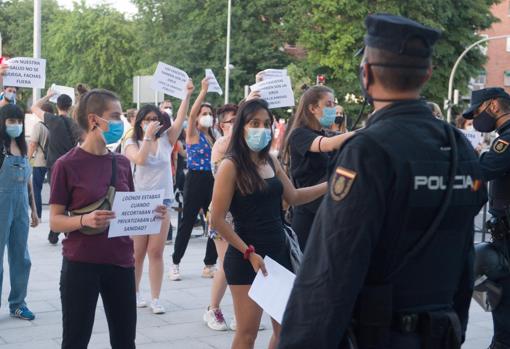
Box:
[282,0,499,107]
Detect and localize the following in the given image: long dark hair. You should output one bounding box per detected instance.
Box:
[133,105,165,142]
[281,85,333,170]
[226,99,274,196]
[0,104,27,156]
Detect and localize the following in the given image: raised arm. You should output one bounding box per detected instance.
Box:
[31,89,56,120]
[186,77,209,143]
[0,63,8,87]
[309,131,355,153]
[168,79,194,145]
[271,154,327,206]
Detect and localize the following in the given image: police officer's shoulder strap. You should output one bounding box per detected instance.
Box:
[384,123,459,282]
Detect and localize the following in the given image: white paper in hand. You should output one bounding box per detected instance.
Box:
[205,69,223,95]
[108,190,164,238]
[3,57,46,88]
[248,256,296,324]
[250,76,295,109]
[461,129,483,149]
[151,62,189,100]
[49,84,75,105]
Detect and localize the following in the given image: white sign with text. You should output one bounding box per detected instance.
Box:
[205,69,223,95]
[49,84,75,105]
[3,57,46,88]
[151,62,189,100]
[250,76,295,109]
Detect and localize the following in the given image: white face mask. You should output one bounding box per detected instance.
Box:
[199,114,214,128]
[465,125,474,132]
[164,108,173,117]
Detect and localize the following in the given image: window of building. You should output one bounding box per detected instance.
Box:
[479,34,489,55]
[474,71,487,85]
[505,71,510,86]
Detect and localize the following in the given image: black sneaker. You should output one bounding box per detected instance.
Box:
[48,231,59,245]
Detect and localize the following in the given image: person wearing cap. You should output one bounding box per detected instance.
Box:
[278,13,487,349]
[464,87,510,349]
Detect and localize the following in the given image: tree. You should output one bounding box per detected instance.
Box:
[281,0,498,109]
[44,2,141,106]
[133,0,295,104]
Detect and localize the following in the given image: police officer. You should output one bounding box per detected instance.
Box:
[463,87,510,349]
[278,14,487,349]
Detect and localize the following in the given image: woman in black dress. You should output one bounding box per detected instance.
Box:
[210,99,327,349]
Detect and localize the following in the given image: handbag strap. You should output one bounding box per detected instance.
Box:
[110,153,117,187]
[384,123,458,282]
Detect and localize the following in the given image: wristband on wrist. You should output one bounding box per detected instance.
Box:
[243,245,255,260]
[318,136,324,152]
[80,214,85,228]
[143,137,153,142]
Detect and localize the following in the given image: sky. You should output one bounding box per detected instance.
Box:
[56,0,138,16]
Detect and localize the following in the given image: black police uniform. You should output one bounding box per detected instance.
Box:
[278,14,488,349]
[464,88,510,349]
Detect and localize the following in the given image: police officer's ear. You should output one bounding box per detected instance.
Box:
[422,66,433,85]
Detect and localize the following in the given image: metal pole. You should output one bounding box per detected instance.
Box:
[224,0,232,104]
[447,34,510,123]
[33,0,42,105]
[136,76,141,110]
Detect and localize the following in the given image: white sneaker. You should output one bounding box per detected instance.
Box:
[203,307,228,331]
[170,264,181,281]
[201,265,216,278]
[150,299,165,314]
[229,318,264,331]
[136,293,147,308]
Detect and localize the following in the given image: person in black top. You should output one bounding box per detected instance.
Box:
[32,89,83,245]
[463,87,510,349]
[279,14,487,349]
[210,99,326,349]
[282,86,353,250]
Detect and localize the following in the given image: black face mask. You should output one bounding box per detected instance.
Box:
[358,65,373,105]
[335,115,345,126]
[473,106,510,133]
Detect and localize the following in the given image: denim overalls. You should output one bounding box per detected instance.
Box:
[0,152,32,312]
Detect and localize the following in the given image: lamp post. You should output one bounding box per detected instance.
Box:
[224,0,232,104]
[446,34,510,123]
[33,0,42,105]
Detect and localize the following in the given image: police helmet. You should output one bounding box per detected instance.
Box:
[474,242,510,281]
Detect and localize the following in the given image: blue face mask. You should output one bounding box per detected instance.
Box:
[1,92,16,105]
[6,124,23,139]
[103,120,124,144]
[319,106,337,128]
[182,120,188,130]
[246,127,272,152]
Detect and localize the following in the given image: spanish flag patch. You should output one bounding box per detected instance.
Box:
[330,167,357,202]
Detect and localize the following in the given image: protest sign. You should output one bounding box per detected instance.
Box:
[250,76,295,109]
[261,69,288,79]
[461,129,483,149]
[109,190,164,238]
[3,57,46,88]
[205,69,223,95]
[49,84,75,105]
[151,62,189,100]
[249,256,295,324]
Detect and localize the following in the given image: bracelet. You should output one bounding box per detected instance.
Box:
[80,214,85,228]
[243,245,255,260]
[318,136,324,152]
[143,137,153,142]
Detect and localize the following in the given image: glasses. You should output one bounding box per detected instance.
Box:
[144,117,159,122]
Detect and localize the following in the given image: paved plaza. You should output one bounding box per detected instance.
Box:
[0,185,495,348]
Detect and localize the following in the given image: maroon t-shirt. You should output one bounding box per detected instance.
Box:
[49,147,135,268]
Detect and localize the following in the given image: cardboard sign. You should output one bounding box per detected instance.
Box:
[3,57,46,88]
[250,76,295,109]
[205,69,223,95]
[49,84,75,105]
[461,129,483,149]
[108,190,164,238]
[151,62,189,100]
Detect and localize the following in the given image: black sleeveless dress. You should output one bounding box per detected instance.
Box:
[224,175,293,285]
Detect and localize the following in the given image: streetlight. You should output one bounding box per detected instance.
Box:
[446,34,510,123]
[33,0,42,105]
[224,0,232,104]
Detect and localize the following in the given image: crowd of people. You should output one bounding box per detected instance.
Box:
[0,12,509,349]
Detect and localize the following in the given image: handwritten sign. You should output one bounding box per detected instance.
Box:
[250,76,295,109]
[108,190,164,238]
[49,84,75,105]
[205,69,223,95]
[151,62,189,100]
[461,129,483,149]
[3,57,46,88]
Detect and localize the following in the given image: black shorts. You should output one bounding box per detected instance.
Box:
[223,241,292,285]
